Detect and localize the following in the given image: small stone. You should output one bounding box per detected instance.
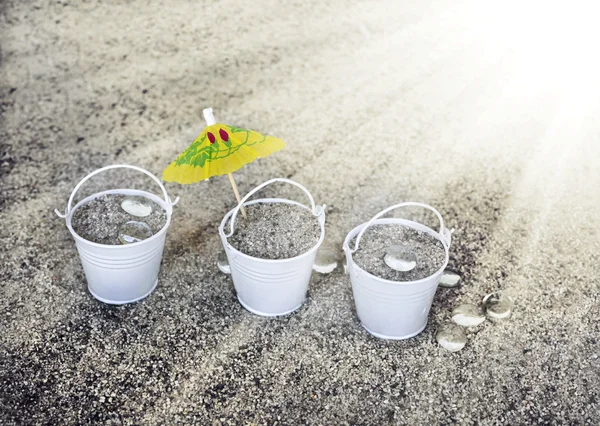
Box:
[118,221,153,244]
[217,251,231,274]
[451,304,485,327]
[313,248,337,274]
[483,292,514,319]
[436,324,467,352]
[121,196,153,217]
[383,245,417,272]
[439,269,461,288]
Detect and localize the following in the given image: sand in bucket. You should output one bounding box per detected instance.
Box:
[353,224,446,281]
[219,178,326,317]
[71,194,167,245]
[228,203,321,260]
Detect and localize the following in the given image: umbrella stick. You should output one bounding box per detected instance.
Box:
[228,173,247,219]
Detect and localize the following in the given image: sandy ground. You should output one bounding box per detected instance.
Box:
[1,0,599,424]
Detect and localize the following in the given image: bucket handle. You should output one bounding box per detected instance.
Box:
[349,202,452,254]
[224,178,325,238]
[54,164,179,219]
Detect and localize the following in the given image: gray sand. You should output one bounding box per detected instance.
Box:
[1,1,599,425]
[228,203,320,259]
[352,224,446,281]
[71,194,166,245]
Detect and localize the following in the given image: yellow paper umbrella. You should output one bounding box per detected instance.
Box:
[163,108,285,217]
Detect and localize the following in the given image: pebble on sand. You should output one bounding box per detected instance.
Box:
[439,269,461,288]
[217,250,231,274]
[436,324,467,352]
[451,304,485,327]
[313,248,338,274]
[118,221,153,244]
[121,196,153,217]
[383,245,417,272]
[483,292,514,319]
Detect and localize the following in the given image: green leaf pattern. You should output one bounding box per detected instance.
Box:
[174,127,266,168]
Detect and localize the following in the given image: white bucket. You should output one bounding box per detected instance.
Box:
[343,203,452,340]
[218,178,326,316]
[54,165,179,304]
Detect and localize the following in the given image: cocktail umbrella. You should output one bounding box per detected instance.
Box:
[162,108,285,218]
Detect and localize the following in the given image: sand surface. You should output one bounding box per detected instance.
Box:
[71,194,166,245]
[352,224,446,281]
[227,203,321,260]
[1,0,599,424]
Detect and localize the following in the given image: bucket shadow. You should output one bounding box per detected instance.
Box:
[427,175,516,317]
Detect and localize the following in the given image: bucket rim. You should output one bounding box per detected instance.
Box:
[66,189,172,250]
[343,218,450,285]
[219,198,326,264]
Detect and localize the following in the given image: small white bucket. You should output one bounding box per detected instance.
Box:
[343,203,452,340]
[55,165,179,304]
[218,178,326,316]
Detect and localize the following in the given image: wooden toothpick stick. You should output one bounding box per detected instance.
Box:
[228,173,247,219]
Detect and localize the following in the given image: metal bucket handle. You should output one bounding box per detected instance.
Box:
[54,164,180,219]
[224,178,325,238]
[349,202,452,254]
